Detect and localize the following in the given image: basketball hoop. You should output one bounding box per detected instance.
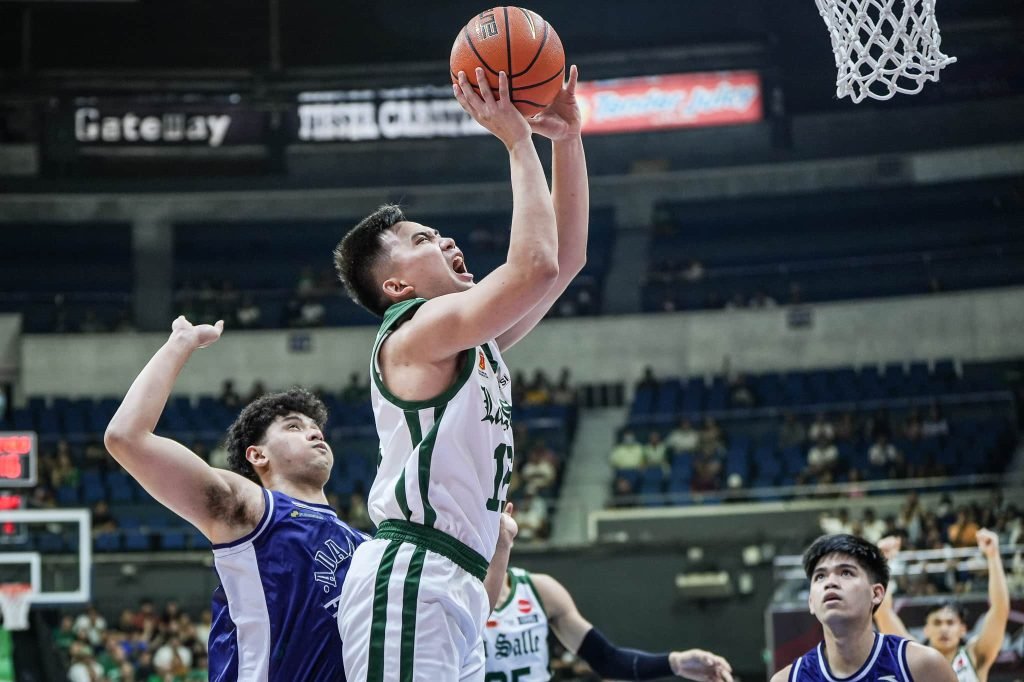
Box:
[0,584,32,631]
[815,0,956,102]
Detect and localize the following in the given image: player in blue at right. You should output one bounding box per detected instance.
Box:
[772,534,956,682]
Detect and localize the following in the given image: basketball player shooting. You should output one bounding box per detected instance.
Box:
[874,530,1009,682]
[772,534,956,682]
[333,64,588,680]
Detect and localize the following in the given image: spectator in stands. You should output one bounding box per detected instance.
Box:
[642,431,668,474]
[698,418,726,457]
[728,373,756,408]
[682,259,705,283]
[218,379,241,409]
[73,604,108,649]
[947,506,980,548]
[860,508,887,544]
[515,491,550,542]
[610,431,644,471]
[296,266,317,298]
[636,366,658,395]
[834,412,856,442]
[521,443,558,496]
[900,409,922,441]
[154,635,193,676]
[246,381,267,404]
[749,290,778,308]
[804,434,839,482]
[778,412,806,450]
[134,650,157,680]
[665,418,700,456]
[195,609,212,651]
[868,434,903,477]
[91,500,118,536]
[692,448,723,492]
[511,371,527,405]
[83,439,109,470]
[346,491,373,532]
[551,368,575,406]
[866,409,892,441]
[341,372,369,404]
[49,441,80,489]
[523,370,553,406]
[610,476,635,507]
[819,508,854,535]
[235,295,262,329]
[53,614,76,652]
[921,404,950,439]
[724,293,747,310]
[66,642,104,682]
[808,412,835,443]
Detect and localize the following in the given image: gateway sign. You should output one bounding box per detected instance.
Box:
[75,109,233,147]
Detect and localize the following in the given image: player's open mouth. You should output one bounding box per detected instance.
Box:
[312,443,329,453]
[823,593,841,603]
[452,254,473,280]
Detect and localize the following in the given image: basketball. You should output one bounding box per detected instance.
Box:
[450,7,565,117]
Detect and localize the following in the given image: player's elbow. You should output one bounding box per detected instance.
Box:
[526,253,560,284]
[103,424,136,457]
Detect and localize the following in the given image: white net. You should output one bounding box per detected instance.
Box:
[0,584,31,631]
[815,0,956,102]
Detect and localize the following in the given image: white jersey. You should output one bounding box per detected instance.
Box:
[368,298,515,562]
[951,646,981,682]
[484,568,551,682]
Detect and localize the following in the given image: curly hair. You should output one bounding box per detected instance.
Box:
[333,204,406,317]
[803,533,890,612]
[224,388,328,485]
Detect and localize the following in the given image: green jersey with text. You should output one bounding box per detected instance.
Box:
[368,298,515,561]
[484,568,551,682]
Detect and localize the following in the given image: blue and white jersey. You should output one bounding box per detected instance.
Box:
[789,633,914,682]
[209,489,369,681]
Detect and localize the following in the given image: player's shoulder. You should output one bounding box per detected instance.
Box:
[905,641,956,680]
[770,664,792,682]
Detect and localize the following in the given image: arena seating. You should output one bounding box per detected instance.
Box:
[642,179,1024,311]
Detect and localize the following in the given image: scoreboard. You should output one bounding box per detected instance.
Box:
[0,433,36,488]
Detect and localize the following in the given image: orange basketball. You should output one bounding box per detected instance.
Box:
[450,7,565,117]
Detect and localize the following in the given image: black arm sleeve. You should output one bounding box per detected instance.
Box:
[576,626,673,681]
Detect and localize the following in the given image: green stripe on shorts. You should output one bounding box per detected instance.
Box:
[399,546,427,682]
[367,541,401,682]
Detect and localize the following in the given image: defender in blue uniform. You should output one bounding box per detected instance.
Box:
[771,534,956,682]
[106,317,367,680]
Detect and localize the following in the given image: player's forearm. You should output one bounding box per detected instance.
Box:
[987,551,1010,617]
[506,139,559,278]
[551,135,589,275]
[105,334,193,450]
[484,541,513,611]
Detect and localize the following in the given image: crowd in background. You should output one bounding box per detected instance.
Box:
[55,600,209,682]
[819,490,1024,597]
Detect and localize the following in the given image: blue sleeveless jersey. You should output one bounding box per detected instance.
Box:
[208,489,369,681]
[789,633,914,682]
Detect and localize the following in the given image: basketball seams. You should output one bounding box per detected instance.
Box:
[513,65,564,91]
[462,26,500,77]
[511,9,548,78]
[503,7,512,84]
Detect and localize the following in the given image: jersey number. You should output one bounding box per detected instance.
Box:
[485,667,530,682]
[486,443,514,512]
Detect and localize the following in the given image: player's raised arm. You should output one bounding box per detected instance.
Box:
[497,64,590,351]
[396,68,559,363]
[969,528,1010,674]
[533,573,734,681]
[104,316,262,541]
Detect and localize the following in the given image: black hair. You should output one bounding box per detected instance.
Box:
[333,204,406,317]
[803,534,890,612]
[224,388,328,485]
[925,599,969,624]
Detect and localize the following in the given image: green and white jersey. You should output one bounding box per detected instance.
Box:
[368,298,515,562]
[951,646,980,682]
[484,568,550,682]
